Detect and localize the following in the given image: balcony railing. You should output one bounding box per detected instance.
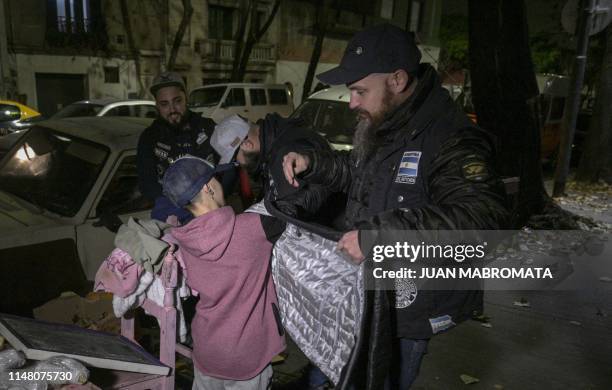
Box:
[200,39,276,64]
[56,16,92,33]
[46,17,108,49]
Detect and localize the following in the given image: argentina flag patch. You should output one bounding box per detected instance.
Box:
[395,151,422,184]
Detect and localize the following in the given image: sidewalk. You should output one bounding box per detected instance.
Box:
[411,181,612,389]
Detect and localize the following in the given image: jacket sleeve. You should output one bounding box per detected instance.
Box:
[359,127,510,250]
[300,149,354,194]
[137,129,162,201]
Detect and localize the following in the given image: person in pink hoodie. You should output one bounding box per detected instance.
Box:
[162,156,286,390]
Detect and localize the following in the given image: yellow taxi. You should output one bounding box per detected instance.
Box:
[0,100,43,136]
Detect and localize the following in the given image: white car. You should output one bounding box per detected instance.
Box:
[52,99,158,119]
[189,83,294,123]
[290,86,355,151]
[0,117,153,315]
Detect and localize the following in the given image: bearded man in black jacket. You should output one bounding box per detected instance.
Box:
[282,24,510,389]
[137,72,222,223]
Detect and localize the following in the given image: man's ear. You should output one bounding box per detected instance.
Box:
[388,70,410,93]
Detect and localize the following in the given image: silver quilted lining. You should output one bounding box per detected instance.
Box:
[272,224,364,384]
[246,201,364,384]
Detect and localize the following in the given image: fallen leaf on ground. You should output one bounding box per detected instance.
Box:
[569,320,581,326]
[513,300,531,308]
[481,322,493,328]
[460,374,480,385]
[599,276,612,283]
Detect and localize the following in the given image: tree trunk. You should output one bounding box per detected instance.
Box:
[576,25,612,183]
[468,0,544,227]
[301,0,334,103]
[167,0,194,71]
[119,0,146,98]
[233,0,281,82]
[231,0,252,82]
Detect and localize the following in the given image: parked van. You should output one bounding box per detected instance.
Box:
[189,83,294,123]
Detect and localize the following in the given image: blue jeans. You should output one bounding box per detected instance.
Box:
[307,364,329,388]
[384,338,429,390]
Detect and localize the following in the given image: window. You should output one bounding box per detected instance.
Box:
[190,86,227,107]
[104,66,119,84]
[268,89,288,105]
[380,0,394,19]
[408,0,424,33]
[249,89,267,106]
[224,88,246,107]
[52,103,104,119]
[317,102,357,145]
[105,106,131,117]
[55,0,92,33]
[209,5,234,40]
[292,101,321,129]
[97,155,152,215]
[134,105,158,118]
[0,126,108,217]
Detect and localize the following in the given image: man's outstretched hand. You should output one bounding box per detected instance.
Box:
[338,230,365,264]
[282,152,310,188]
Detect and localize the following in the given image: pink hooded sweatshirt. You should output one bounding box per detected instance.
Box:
[171,206,285,380]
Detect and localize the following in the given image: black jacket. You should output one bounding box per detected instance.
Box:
[256,113,338,220]
[137,110,218,201]
[302,64,509,388]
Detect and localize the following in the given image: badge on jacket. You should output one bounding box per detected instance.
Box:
[395,151,422,184]
[461,158,490,182]
[196,131,209,145]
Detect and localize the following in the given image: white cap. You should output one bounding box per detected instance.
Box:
[211,114,251,164]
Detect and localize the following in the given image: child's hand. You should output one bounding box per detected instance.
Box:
[165,215,180,226]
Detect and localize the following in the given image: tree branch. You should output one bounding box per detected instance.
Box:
[167,0,194,71]
[119,0,146,97]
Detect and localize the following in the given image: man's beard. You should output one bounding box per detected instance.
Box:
[352,89,395,162]
[241,150,260,176]
[162,112,188,130]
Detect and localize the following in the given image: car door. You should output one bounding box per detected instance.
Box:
[75,152,153,279]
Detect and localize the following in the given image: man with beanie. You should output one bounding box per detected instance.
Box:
[282,24,509,388]
[137,71,223,223]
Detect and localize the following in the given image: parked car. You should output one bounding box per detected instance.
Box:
[290,85,355,151]
[189,83,294,123]
[0,100,44,136]
[52,99,157,119]
[0,117,154,315]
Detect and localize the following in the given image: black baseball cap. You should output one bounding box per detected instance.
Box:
[162,156,236,207]
[317,23,421,86]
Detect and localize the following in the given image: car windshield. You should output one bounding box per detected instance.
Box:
[52,103,104,119]
[0,126,109,217]
[189,87,227,107]
[292,99,357,145]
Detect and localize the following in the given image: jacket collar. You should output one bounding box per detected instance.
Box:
[377,63,447,141]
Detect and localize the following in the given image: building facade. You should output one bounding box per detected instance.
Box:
[1,0,441,116]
